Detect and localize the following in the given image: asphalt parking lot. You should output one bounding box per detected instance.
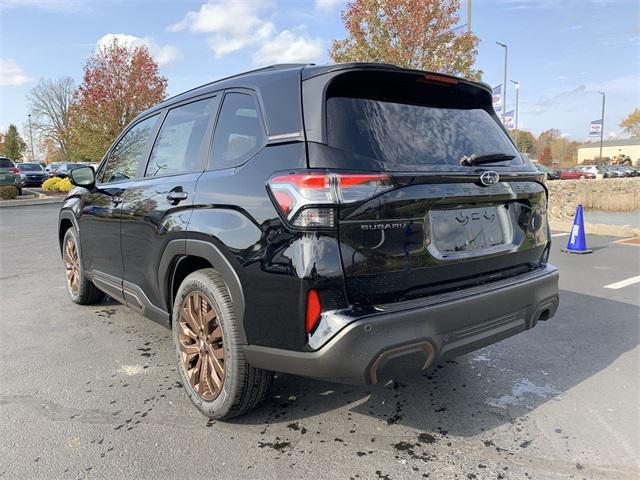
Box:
[0,204,638,480]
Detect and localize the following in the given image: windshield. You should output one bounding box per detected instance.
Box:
[17,163,44,171]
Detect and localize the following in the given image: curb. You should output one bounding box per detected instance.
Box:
[549,220,640,238]
[0,193,65,208]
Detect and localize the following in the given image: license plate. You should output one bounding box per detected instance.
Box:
[429,205,513,258]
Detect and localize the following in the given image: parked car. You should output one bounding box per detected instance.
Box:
[598,165,618,178]
[49,162,87,178]
[45,162,62,177]
[560,168,594,180]
[0,157,23,195]
[617,165,639,177]
[533,163,560,180]
[59,63,559,419]
[16,162,48,186]
[577,165,613,178]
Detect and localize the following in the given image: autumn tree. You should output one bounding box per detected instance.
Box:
[538,144,552,166]
[71,38,168,161]
[27,77,75,161]
[330,0,481,80]
[1,125,27,160]
[510,129,536,154]
[619,108,640,137]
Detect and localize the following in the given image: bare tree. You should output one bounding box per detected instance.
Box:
[26,77,75,160]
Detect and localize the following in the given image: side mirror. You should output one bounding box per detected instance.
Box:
[69,166,96,188]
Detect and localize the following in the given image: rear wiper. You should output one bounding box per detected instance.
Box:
[459,153,515,166]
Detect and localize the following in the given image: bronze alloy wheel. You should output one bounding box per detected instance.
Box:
[64,236,80,295]
[178,291,225,401]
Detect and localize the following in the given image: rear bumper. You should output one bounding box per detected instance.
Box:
[244,265,559,384]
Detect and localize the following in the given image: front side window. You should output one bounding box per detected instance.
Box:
[211,93,265,170]
[100,115,159,184]
[146,97,217,177]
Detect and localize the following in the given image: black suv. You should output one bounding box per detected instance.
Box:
[59,63,559,419]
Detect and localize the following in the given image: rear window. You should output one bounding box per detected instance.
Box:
[325,72,521,171]
[0,158,14,168]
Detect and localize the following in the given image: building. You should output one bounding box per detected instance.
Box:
[577,138,640,165]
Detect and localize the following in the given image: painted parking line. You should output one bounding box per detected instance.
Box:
[604,275,640,290]
[551,233,569,237]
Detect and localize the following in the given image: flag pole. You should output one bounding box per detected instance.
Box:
[598,91,605,162]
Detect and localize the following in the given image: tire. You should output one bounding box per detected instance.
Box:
[172,268,273,420]
[62,228,104,305]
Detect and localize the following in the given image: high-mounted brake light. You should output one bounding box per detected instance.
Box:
[268,172,393,228]
[419,74,459,85]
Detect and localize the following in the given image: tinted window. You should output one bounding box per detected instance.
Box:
[0,158,14,168]
[17,163,43,171]
[146,97,217,177]
[327,97,519,171]
[100,115,159,183]
[211,93,265,170]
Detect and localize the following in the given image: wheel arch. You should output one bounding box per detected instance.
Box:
[159,239,247,344]
[58,210,79,254]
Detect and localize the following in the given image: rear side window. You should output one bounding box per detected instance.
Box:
[101,115,159,184]
[211,93,265,170]
[325,73,520,171]
[146,97,217,177]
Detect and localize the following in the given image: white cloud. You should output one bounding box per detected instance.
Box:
[253,30,323,66]
[314,0,343,11]
[0,58,31,86]
[168,0,275,58]
[97,33,182,67]
[169,1,326,63]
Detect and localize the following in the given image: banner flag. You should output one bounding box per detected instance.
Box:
[589,119,602,137]
[492,85,502,112]
[503,110,515,129]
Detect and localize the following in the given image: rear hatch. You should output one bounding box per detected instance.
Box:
[302,67,549,305]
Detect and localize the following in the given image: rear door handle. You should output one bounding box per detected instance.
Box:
[167,191,188,204]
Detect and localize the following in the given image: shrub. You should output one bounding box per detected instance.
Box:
[0,185,19,199]
[54,178,74,193]
[42,177,62,191]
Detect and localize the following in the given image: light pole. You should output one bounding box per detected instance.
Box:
[510,80,519,145]
[467,0,472,33]
[496,42,508,124]
[597,91,605,162]
[28,114,35,162]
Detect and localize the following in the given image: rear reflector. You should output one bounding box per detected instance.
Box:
[306,289,321,334]
[268,172,393,228]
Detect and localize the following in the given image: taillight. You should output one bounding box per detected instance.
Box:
[9,167,19,174]
[306,289,321,334]
[268,172,393,228]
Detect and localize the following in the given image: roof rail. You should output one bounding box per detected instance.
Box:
[160,64,312,105]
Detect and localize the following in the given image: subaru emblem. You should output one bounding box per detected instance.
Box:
[480,171,499,186]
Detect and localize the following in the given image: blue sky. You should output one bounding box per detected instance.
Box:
[1,0,638,142]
